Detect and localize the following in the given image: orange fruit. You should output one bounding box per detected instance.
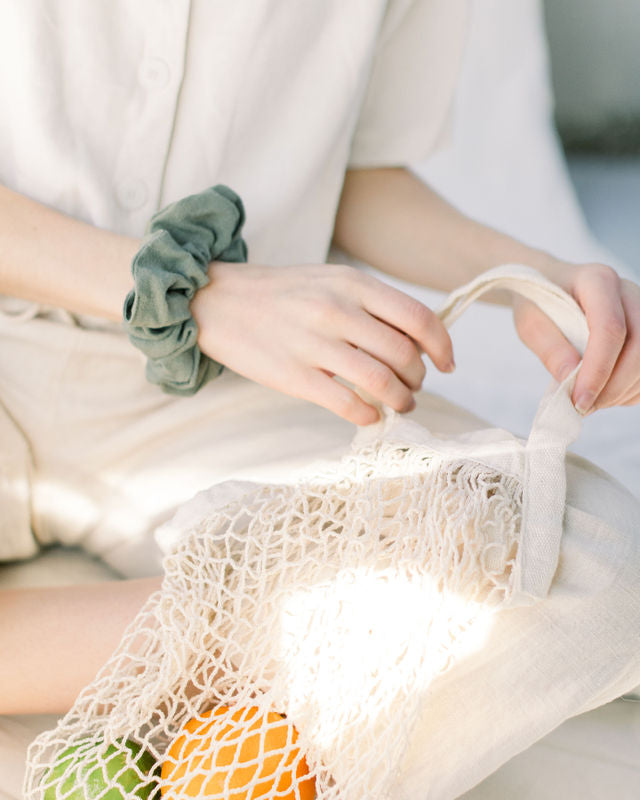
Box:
[161,705,316,799]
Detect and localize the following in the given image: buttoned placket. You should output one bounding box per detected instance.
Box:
[113,0,192,234]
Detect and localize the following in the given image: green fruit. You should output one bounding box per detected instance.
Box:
[42,739,160,800]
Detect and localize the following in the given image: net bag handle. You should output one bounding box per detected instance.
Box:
[435,264,590,602]
[434,263,588,445]
[436,263,589,354]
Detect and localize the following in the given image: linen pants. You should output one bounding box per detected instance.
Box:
[1,310,639,799]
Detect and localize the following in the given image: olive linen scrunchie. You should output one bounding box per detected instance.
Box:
[123,185,248,395]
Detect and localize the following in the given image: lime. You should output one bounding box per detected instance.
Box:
[42,738,160,800]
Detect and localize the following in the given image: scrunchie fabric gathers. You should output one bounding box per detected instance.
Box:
[123,185,248,395]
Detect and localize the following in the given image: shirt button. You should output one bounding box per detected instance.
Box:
[138,57,171,90]
[117,179,149,211]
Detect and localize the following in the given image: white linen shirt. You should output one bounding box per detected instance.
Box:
[0,0,468,266]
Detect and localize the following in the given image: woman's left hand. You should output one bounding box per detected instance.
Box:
[512,262,640,413]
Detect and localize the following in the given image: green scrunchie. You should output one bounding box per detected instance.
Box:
[123,185,248,395]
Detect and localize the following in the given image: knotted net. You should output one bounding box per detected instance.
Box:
[25,412,524,800]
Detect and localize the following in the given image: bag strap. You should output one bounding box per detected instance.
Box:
[436,263,589,353]
[436,264,589,602]
[434,265,588,441]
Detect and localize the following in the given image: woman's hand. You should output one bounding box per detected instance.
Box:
[512,262,640,413]
[191,262,455,425]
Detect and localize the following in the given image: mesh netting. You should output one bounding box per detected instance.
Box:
[25,422,523,800]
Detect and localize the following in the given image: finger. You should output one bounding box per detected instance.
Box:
[572,268,627,413]
[587,384,640,414]
[341,309,426,389]
[513,297,581,383]
[320,341,416,414]
[590,282,640,409]
[593,367,640,409]
[297,368,381,426]
[621,391,640,407]
[357,280,455,372]
[591,349,640,410]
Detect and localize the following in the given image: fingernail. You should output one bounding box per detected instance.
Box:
[444,359,456,373]
[407,397,416,412]
[574,390,595,415]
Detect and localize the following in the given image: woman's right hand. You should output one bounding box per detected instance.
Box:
[191,262,455,425]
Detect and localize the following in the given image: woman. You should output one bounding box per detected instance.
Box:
[1,1,638,796]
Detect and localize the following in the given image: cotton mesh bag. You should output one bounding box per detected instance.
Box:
[26,265,608,800]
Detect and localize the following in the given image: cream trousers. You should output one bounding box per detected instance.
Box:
[1,310,639,798]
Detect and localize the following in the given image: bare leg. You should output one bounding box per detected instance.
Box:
[0,577,161,714]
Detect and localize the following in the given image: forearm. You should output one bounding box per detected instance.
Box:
[0,577,161,714]
[0,184,138,320]
[332,167,573,298]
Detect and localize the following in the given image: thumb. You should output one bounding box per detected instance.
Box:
[512,295,581,384]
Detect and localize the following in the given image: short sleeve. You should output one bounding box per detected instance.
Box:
[348,0,470,169]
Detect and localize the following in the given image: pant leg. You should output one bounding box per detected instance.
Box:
[0,402,38,562]
[0,311,499,577]
[0,313,355,576]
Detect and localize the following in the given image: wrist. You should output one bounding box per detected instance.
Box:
[190,260,233,350]
[509,248,576,291]
[471,231,577,305]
